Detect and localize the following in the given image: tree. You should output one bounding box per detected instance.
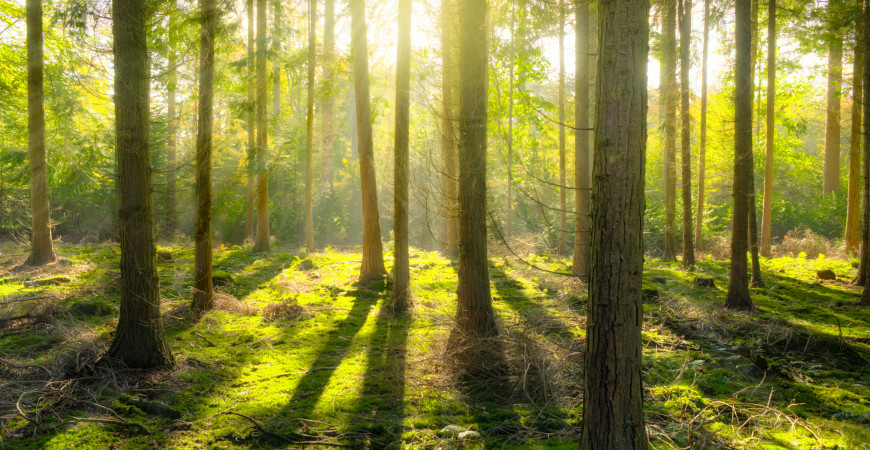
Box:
[761,0,776,258]
[663,0,678,261]
[25,0,55,266]
[440,0,459,255]
[847,4,864,254]
[253,0,270,252]
[824,0,844,194]
[748,0,763,288]
[454,0,496,339]
[305,0,316,253]
[391,0,412,312]
[557,0,567,256]
[350,0,387,280]
[726,0,755,311]
[580,0,649,445]
[192,0,215,313]
[679,0,695,267]
[505,10,516,239]
[573,0,590,279]
[245,0,255,242]
[696,0,711,253]
[859,0,870,298]
[320,0,335,191]
[166,3,178,235]
[107,0,173,368]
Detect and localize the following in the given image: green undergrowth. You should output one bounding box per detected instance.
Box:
[1,242,869,448]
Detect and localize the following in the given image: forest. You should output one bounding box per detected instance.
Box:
[2,0,870,447]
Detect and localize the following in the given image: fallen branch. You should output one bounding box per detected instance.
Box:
[222,411,344,447]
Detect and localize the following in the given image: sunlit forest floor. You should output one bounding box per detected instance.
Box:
[1,241,870,449]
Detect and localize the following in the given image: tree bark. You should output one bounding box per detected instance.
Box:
[748,0,762,287]
[192,0,215,313]
[253,0,270,252]
[761,0,776,258]
[859,0,870,297]
[350,0,387,280]
[440,0,459,255]
[108,0,173,368]
[305,0,316,253]
[391,0,412,312]
[245,0,256,242]
[679,0,694,267]
[272,0,281,121]
[166,46,177,235]
[25,0,55,266]
[847,6,864,254]
[558,1,567,256]
[573,0,590,279]
[580,0,649,445]
[726,0,755,311]
[696,0,710,253]
[824,8,844,195]
[506,12,516,239]
[663,0,678,261]
[320,0,335,192]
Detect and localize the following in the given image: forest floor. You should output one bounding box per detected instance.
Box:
[1,241,870,449]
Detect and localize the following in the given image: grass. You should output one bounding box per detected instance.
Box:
[1,241,869,448]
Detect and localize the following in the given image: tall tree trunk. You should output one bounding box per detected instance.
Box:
[859,0,870,292]
[506,11,515,239]
[305,0,316,253]
[580,0,649,445]
[454,0,496,339]
[558,0,567,256]
[245,0,255,242]
[253,0,270,252]
[192,0,215,313]
[572,0,590,279]
[825,8,844,195]
[25,0,55,266]
[847,6,864,254]
[440,0,459,255]
[167,47,177,234]
[748,0,763,287]
[726,0,754,310]
[391,0,412,311]
[696,0,709,253]
[108,0,173,368]
[663,0,678,261]
[272,0,281,121]
[320,0,335,192]
[679,0,695,267]
[761,0,776,257]
[350,0,387,280]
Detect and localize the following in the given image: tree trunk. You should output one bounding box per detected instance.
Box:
[192,0,215,313]
[696,0,709,253]
[272,0,281,121]
[305,0,316,253]
[558,1,567,256]
[748,0,763,287]
[320,0,335,192]
[824,21,843,194]
[245,0,255,242]
[663,0,678,261]
[580,0,649,445]
[391,0,412,312]
[726,0,754,311]
[350,0,387,280]
[454,0,496,339]
[108,0,173,368]
[679,0,695,267]
[761,0,776,257]
[859,0,870,297]
[167,48,177,235]
[572,0,590,279]
[847,7,864,255]
[440,0,459,255]
[25,0,55,266]
[253,0,271,252]
[506,12,515,240]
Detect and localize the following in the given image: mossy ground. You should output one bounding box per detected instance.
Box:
[1,242,869,448]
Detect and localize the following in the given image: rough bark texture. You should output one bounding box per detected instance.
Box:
[320,0,335,191]
[748,0,762,288]
[663,0,678,261]
[391,0,412,312]
[245,0,255,242]
[847,6,864,255]
[696,0,709,253]
[679,0,694,267]
[726,0,755,311]
[440,0,459,255]
[108,0,173,368]
[25,0,55,266]
[558,1,567,256]
[860,0,870,297]
[761,0,776,258]
[572,0,590,279]
[824,20,843,194]
[454,0,496,338]
[305,0,316,253]
[192,0,215,313]
[166,51,177,234]
[580,0,649,446]
[350,0,387,280]
[253,0,270,252]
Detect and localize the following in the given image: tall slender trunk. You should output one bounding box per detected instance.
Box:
[167,39,177,234]
[108,0,173,368]
[726,0,754,310]
[350,0,387,280]
[320,0,335,191]
[25,0,55,266]
[761,0,776,257]
[663,0,678,261]
[824,3,844,194]
[506,11,515,239]
[748,0,763,287]
[245,0,255,242]
[272,0,281,121]
[192,0,215,313]
[391,0,412,311]
[847,5,864,254]
[558,1,567,256]
[440,0,459,255]
[580,0,648,445]
[253,0,271,252]
[305,0,316,253]
[679,0,694,267]
[696,0,709,253]
[572,0,590,279]
[860,0,870,304]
